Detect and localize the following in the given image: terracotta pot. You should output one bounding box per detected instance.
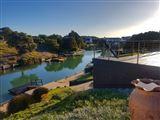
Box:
[129,88,160,120]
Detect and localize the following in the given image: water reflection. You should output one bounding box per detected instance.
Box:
[0,51,100,103]
[10,72,39,88]
[45,55,83,71]
[0,64,39,75]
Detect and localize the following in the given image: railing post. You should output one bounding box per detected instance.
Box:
[137,42,140,64]
[108,43,111,60]
[93,44,95,58]
[132,42,134,55]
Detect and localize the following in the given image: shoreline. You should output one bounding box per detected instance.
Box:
[0,71,85,112]
[0,50,85,71]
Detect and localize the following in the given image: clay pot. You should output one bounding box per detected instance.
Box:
[129,88,160,120]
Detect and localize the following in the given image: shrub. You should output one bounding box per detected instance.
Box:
[19,51,54,65]
[41,87,73,102]
[47,87,74,101]
[51,94,62,100]
[0,111,6,119]
[4,88,129,120]
[19,51,42,65]
[32,87,49,102]
[7,94,31,114]
[41,93,49,101]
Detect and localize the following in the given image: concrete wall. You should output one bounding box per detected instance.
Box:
[93,58,160,88]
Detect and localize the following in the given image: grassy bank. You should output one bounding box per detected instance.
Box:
[4,87,130,120]
[0,42,18,65]
[70,73,93,86]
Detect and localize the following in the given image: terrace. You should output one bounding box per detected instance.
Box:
[93,40,160,88]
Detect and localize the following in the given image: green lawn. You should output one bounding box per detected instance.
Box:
[70,73,93,85]
[4,87,130,120]
[76,73,93,82]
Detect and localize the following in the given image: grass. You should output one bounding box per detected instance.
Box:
[20,51,55,65]
[70,73,93,85]
[75,73,93,82]
[0,42,18,57]
[0,42,18,64]
[4,87,130,120]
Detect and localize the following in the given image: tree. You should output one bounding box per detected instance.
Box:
[45,38,60,51]
[62,36,78,51]
[33,34,62,52]
[130,31,160,41]
[7,32,37,53]
[68,31,85,49]
[0,35,4,41]
[126,31,160,52]
[61,31,84,51]
[47,34,62,51]
[0,27,13,41]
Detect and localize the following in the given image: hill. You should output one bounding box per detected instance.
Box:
[4,87,130,120]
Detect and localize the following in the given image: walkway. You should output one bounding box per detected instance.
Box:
[0,71,85,113]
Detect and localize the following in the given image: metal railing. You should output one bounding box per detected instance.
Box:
[100,40,160,64]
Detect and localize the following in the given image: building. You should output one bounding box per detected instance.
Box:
[83,37,93,44]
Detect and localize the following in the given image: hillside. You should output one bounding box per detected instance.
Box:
[4,87,130,120]
[0,42,18,65]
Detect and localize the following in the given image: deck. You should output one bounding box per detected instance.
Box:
[8,83,37,95]
[8,79,43,95]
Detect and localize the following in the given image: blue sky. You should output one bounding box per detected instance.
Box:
[0,0,159,37]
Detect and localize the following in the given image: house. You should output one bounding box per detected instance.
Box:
[83,37,93,44]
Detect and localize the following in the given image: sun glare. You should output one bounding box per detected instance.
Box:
[109,2,160,37]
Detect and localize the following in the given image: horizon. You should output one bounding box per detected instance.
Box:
[0,0,160,37]
[1,26,160,38]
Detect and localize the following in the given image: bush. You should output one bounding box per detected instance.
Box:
[32,87,49,102]
[19,51,42,65]
[4,88,129,120]
[19,51,54,65]
[47,87,74,101]
[51,94,62,100]
[7,94,31,114]
[0,111,6,119]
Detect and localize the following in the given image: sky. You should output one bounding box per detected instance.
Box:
[0,0,159,37]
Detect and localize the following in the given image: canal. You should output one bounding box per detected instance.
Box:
[0,51,100,103]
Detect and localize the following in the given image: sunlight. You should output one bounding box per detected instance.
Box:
[110,2,160,37]
[143,52,160,67]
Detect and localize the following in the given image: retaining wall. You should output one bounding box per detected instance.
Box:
[93,58,160,88]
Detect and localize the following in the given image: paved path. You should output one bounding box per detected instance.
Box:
[25,81,69,95]
[71,81,93,92]
[0,71,85,113]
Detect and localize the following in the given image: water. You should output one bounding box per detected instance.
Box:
[0,51,100,103]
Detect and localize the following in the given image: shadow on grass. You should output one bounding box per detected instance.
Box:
[30,89,128,117]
